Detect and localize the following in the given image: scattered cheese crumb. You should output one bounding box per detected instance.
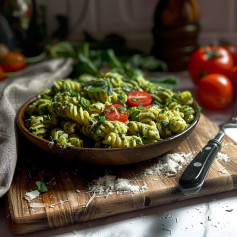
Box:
[29,203,45,208]
[24,190,40,202]
[216,152,230,162]
[49,197,70,208]
[85,193,96,208]
[218,168,227,174]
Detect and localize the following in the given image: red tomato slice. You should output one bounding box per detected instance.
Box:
[127,91,152,107]
[104,104,129,123]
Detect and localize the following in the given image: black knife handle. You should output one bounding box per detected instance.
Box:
[179,138,222,195]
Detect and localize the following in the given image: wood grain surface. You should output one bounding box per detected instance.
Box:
[7,114,237,234]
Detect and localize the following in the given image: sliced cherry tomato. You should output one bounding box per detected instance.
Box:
[127,91,152,107]
[104,104,129,123]
[1,52,27,72]
[188,46,234,84]
[0,66,5,81]
[196,74,234,110]
[220,44,237,65]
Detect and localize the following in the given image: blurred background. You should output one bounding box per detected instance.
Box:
[0,0,237,71]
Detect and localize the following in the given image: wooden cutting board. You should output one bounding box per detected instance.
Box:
[6,114,237,234]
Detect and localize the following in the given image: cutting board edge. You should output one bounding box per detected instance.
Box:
[7,185,237,235]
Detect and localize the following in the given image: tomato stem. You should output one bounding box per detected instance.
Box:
[199,71,208,78]
[204,47,222,60]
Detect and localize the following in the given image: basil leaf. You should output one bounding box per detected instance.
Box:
[80,97,90,110]
[129,54,144,68]
[48,41,76,58]
[147,76,179,90]
[85,79,107,92]
[141,56,168,71]
[106,79,113,96]
[98,114,106,123]
[78,54,103,77]
[36,181,48,193]
[106,49,123,68]
[141,135,148,141]
[78,42,89,58]
[129,111,140,119]
[84,78,113,95]
[137,105,146,110]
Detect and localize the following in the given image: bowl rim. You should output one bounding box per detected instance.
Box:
[16,96,201,152]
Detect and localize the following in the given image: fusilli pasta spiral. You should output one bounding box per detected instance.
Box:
[24,72,197,148]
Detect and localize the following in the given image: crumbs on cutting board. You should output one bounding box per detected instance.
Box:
[216,152,230,162]
[24,190,40,202]
[23,151,231,209]
[81,152,197,208]
[82,175,148,207]
[142,152,194,177]
[24,189,71,209]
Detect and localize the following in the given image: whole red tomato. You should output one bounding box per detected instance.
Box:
[196,74,234,110]
[227,65,237,95]
[1,52,27,72]
[188,46,234,84]
[0,66,5,81]
[220,44,237,65]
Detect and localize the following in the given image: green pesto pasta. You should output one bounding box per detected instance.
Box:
[24,72,197,148]
[102,132,143,148]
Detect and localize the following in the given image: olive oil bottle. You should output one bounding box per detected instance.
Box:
[152,0,200,72]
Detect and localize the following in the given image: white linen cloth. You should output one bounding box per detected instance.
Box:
[0,58,73,198]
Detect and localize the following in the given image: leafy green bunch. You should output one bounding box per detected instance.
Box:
[47,41,178,90]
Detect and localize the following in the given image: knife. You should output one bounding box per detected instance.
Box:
[179,98,237,195]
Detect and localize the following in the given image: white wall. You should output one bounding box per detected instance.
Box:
[39,0,237,53]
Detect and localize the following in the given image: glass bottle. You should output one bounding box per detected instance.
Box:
[152,0,200,72]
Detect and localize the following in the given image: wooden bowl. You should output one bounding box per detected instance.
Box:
[16,97,200,166]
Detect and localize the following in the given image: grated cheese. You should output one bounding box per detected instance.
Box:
[49,197,70,208]
[24,190,40,201]
[87,175,143,195]
[216,152,230,162]
[83,175,147,207]
[143,152,193,177]
[29,203,45,208]
[80,151,231,208]
[114,178,140,193]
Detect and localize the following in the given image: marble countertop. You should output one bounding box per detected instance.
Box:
[1,71,237,237]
